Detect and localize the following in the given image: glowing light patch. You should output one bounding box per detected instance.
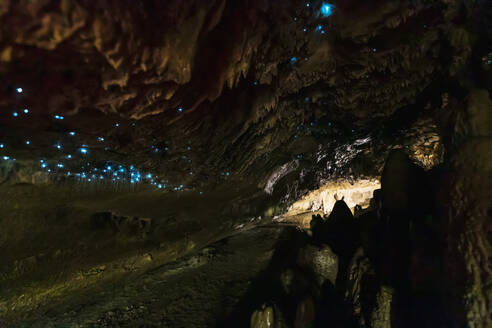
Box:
[321,3,333,17]
[55,144,62,150]
[69,131,75,136]
[41,163,47,168]
[26,140,30,145]
[2,156,10,160]
[79,148,88,154]
[23,109,29,114]
[13,112,18,117]
[146,173,152,179]
[316,24,323,31]
[57,163,64,168]
[98,137,104,142]
[66,155,72,159]
[290,57,297,64]
[306,3,310,7]
[54,115,64,120]
[115,123,120,127]
[0,144,4,148]
[16,87,23,93]
[372,48,377,52]
[178,107,183,112]
[303,28,307,32]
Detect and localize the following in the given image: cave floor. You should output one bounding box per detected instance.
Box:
[7,225,287,328]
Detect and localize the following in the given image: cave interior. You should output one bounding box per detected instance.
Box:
[0,0,491,327]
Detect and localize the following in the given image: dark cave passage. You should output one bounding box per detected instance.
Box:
[0,0,491,327]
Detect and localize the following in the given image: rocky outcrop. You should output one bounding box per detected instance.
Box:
[297,244,338,287]
[92,212,152,239]
[250,304,276,328]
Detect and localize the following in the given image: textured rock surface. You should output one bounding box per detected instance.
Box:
[251,305,276,328]
[0,0,477,194]
[297,244,338,286]
[0,0,491,327]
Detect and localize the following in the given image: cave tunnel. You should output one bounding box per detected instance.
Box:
[0,1,491,327]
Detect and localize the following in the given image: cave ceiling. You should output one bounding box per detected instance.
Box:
[0,0,489,194]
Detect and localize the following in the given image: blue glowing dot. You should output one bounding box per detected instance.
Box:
[23,109,29,114]
[57,163,64,168]
[164,147,169,151]
[200,191,203,195]
[253,81,258,86]
[66,154,72,159]
[2,156,10,160]
[41,163,47,168]
[54,115,64,120]
[26,140,30,145]
[115,123,120,127]
[79,148,88,154]
[316,24,323,31]
[321,30,325,34]
[225,172,230,176]
[146,173,152,179]
[98,137,104,142]
[16,87,23,93]
[13,112,18,117]
[0,144,4,148]
[306,3,310,7]
[56,144,62,150]
[303,28,307,32]
[321,3,333,17]
[178,107,183,112]
[290,57,297,64]
[372,48,377,52]
[113,172,118,176]
[69,131,75,136]
[158,184,162,189]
